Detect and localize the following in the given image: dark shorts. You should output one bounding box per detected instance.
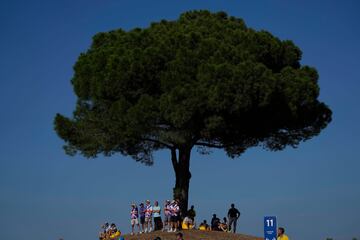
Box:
[140,216,145,224]
[154,216,163,230]
[170,215,179,222]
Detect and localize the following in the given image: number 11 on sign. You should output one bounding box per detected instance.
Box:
[264,216,277,240]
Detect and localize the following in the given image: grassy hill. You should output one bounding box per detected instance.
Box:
[123,229,262,240]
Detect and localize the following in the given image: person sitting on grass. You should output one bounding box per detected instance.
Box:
[98,223,121,240]
[211,214,221,231]
[99,223,107,240]
[182,215,195,230]
[99,231,106,240]
[109,223,121,240]
[219,217,228,232]
[99,222,112,240]
[199,220,210,231]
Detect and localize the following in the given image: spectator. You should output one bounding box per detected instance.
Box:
[100,223,109,240]
[110,223,117,231]
[175,199,182,228]
[102,222,110,232]
[182,215,195,230]
[219,217,228,232]
[99,223,108,239]
[211,214,221,231]
[99,231,106,240]
[199,220,210,231]
[104,223,120,240]
[163,200,171,232]
[277,227,290,240]
[130,203,141,235]
[139,203,146,233]
[145,200,153,232]
[227,203,240,233]
[153,200,162,231]
[169,200,180,232]
[187,205,196,222]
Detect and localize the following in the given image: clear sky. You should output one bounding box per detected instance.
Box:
[0,1,359,239]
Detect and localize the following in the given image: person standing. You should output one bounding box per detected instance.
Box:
[227,203,240,233]
[187,205,196,222]
[163,200,171,232]
[130,203,141,235]
[144,200,153,232]
[277,227,290,240]
[139,203,146,234]
[153,200,162,231]
[169,200,180,232]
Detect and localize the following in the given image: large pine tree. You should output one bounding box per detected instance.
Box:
[54,10,332,215]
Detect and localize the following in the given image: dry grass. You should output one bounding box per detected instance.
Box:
[123,229,262,240]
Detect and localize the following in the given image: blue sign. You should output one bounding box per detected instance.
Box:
[264,216,277,240]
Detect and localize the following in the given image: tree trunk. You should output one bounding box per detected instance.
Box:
[171,147,192,219]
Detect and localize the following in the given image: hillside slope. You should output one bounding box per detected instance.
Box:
[123,229,262,240]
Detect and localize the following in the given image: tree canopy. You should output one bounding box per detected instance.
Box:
[54,10,332,211]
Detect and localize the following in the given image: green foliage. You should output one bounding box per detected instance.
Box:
[54,10,332,164]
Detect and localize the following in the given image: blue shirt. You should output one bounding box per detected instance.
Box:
[139,206,145,217]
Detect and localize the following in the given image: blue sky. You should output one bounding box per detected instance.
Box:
[0,1,359,239]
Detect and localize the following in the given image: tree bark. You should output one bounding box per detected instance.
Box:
[171,147,192,219]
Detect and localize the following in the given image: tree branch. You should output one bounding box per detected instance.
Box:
[141,137,173,149]
[194,141,225,149]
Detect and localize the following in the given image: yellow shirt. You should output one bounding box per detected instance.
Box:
[278,234,289,240]
[199,225,206,230]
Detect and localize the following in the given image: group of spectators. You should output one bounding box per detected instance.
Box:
[197,203,241,233]
[197,214,229,232]
[130,199,182,235]
[99,223,122,240]
[129,200,241,235]
[98,201,290,240]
